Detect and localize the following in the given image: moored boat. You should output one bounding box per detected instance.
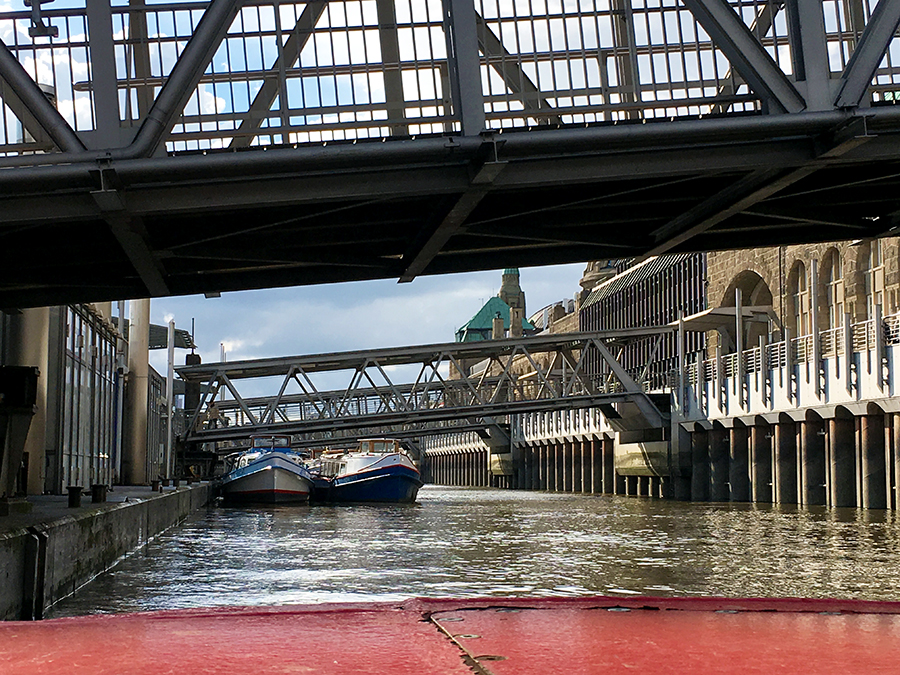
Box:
[218,435,314,504]
[310,439,422,503]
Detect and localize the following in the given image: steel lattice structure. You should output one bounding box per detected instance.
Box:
[177,328,671,445]
[2,0,900,307]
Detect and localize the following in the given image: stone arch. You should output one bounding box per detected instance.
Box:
[719,270,775,348]
[720,269,773,308]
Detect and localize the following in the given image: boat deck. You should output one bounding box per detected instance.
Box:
[3,596,900,674]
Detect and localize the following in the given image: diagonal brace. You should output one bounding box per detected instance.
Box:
[681,0,805,113]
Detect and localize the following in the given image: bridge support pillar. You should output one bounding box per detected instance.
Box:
[520,447,530,491]
[626,476,638,496]
[547,445,557,491]
[690,429,709,502]
[774,421,798,505]
[671,425,692,502]
[602,437,615,494]
[729,424,750,502]
[829,415,856,507]
[590,439,602,494]
[555,443,564,491]
[800,417,827,506]
[480,449,487,486]
[573,441,583,493]
[584,441,591,493]
[751,423,772,503]
[894,414,900,509]
[861,413,887,510]
[709,426,729,502]
[535,446,544,490]
[564,441,574,492]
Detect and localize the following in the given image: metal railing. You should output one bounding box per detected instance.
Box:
[690,310,900,384]
[3,0,900,154]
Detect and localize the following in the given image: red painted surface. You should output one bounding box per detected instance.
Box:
[3,597,900,674]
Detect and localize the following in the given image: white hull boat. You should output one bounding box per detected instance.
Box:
[219,436,313,504]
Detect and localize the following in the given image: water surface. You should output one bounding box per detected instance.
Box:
[48,486,900,617]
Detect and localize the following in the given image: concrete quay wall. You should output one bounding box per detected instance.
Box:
[1,484,210,621]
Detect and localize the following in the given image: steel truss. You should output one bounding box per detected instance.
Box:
[2,1,900,308]
[178,328,671,446]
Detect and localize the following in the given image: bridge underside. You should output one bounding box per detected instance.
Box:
[3,0,900,308]
[5,113,900,309]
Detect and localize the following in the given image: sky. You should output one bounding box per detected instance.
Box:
[147,262,586,375]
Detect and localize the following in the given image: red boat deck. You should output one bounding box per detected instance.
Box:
[3,596,900,674]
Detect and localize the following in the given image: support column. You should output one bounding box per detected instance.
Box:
[709,426,729,502]
[729,424,750,502]
[591,439,603,494]
[522,447,531,491]
[774,421,797,504]
[537,446,545,490]
[800,417,827,506]
[751,423,773,503]
[573,441,583,493]
[564,441,574,492]
[861,413,887,509]
[626,475,638,496]
[547,443,556,492]
[555,443,565,491]
[894,414,900,509]
[603,437,615,494]
[124,298,150,486]
[830,415,856,508]
[691,429,710,502]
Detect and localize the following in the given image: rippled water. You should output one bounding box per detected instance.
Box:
[48,486,900,617]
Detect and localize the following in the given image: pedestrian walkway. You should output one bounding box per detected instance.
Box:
[0,484,206,535]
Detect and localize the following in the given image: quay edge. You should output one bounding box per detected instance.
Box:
[0,483,211,621]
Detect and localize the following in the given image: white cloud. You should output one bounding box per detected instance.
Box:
[147,264,585,385]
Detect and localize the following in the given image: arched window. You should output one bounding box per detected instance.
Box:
[863,240,884,319]
[824,250,844,329]
[790,262,810,336]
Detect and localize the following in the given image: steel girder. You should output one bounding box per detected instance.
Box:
[178,329,670,445]
[2,1,900,308]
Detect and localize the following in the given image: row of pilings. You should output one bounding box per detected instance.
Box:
[426,437,666,498]
[425,408,900,509]
[678,409,900,510]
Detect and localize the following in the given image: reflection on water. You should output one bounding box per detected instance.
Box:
[48,486,900,617]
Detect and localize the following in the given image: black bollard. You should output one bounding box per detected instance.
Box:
[172,478,180,488]
[151,480,161,492]
[90,484,108,503]
[67,485,82,508]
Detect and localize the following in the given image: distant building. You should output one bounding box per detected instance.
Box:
[579,254,707,390]
[456,269,535,342]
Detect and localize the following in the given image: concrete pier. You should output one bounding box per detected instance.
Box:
[1,483,211,620]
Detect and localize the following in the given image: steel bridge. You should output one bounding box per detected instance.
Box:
[177,328,671,449]
[2,0,900,308]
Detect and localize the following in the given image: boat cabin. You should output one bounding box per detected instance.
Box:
[251,435,292,450]
[358,439,400,454]
[315,439,404,478]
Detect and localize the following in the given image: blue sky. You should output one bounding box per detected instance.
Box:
[148,263,586,374]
